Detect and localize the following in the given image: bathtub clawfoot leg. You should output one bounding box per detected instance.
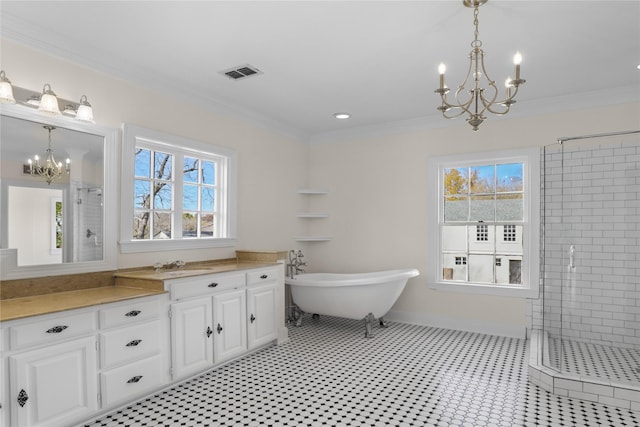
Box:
[363,313,376,338]
[379,317,388,328]
[292,306,303,327]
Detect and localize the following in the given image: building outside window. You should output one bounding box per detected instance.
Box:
[428,148,540,298]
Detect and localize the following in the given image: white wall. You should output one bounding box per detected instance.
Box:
[1,39,308,269]
[3,38,639,338]
[7,186,62,265]
[304,103,640,337]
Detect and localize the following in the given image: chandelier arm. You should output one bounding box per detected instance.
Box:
[442,89,477,118]
[440,106,470,120]
[484,83,521,114]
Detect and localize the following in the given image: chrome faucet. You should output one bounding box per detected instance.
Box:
[153,260,185,272]
[287,250,306,279]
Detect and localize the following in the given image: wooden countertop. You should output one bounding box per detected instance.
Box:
[0,260,281,322]
[113,261,277,281]
[0,286,166,322]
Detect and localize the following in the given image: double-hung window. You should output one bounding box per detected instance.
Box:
[120,125,237,253]
[428,148,539,297]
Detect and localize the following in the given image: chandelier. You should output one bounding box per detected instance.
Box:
[435,0,525,131]
[28,125,71,185]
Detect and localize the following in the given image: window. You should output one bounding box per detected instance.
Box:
[428,148,540,297]
[476,224,488,241]
[51,197,62,255]
[504,224,517,242]
[120,125,237,253]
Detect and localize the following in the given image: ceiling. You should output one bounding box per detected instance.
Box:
[1,114,104,164]
[1,1,639,141]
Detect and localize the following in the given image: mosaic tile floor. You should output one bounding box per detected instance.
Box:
[84,315,640,426]
[548,336,640,385]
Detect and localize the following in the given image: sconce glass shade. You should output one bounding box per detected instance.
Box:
[75,95,94,123]
[37,84,61,115]
[0,70,16,104]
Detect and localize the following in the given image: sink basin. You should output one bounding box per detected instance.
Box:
[159,269,213,278]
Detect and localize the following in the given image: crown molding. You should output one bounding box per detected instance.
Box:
[1,12,307,142]
[306,85,640,144]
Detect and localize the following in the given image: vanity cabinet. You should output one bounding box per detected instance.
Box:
[9,336,98,427]
[170,297,214,379]
[4,309,99,427]
[213,289,247,363]
[169,266,279,380]
[0,294,168,427]
[246,281,278,350]
[97,298,167,407]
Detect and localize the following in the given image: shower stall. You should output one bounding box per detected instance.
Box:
[540,130,640,403]
[74,185,103,262]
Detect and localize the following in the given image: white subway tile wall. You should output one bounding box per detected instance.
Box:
[540,139,640,350]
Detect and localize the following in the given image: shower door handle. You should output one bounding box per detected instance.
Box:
[569,245,575,269]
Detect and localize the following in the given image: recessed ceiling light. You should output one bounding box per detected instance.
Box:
[333,113,350,120]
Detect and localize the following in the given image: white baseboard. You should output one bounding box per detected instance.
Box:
[385,310,526,339]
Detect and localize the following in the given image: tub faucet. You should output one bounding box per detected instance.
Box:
[287,250,306,279]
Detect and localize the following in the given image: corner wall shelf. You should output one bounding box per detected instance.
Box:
[295,189,330,242]
[296,213,329,218]
[294,236,332,242]
[297,189,328,195]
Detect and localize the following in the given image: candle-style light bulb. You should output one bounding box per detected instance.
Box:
[513,51,522,81]
[438,63,446,90]
[505,77,513,98]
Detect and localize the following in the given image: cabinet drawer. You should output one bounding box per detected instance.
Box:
[9,311,96,350]
[246,267,279,285]
[169,272,245,300]
[99,320,162,369]
[100,354,163,407]
[100,298,161,329]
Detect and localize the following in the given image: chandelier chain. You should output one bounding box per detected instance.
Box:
[473,5,480,46]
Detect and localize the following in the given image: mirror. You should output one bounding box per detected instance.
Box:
[0,104,117,279]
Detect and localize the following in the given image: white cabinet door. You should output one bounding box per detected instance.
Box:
[247,283,278,350]
[9,336,97,427]
[213,290,247,363]
[171,298,213,379]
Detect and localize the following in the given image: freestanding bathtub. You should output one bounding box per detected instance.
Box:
[285,268,419,337]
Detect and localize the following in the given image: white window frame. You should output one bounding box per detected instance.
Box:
[120,124,237,253]
[50,196,62,255]
[428,147,540,298]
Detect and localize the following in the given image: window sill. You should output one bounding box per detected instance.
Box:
[119,238,237,254]
[429,280,539,298]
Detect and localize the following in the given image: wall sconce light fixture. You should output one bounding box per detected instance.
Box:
[0,70,95,123]
[0,70,16,104]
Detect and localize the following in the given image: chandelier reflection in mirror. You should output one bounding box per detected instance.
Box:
[435,0,526,131]
[28,125,70,185]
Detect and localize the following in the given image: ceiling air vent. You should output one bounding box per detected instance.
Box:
[220,64,262,80]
